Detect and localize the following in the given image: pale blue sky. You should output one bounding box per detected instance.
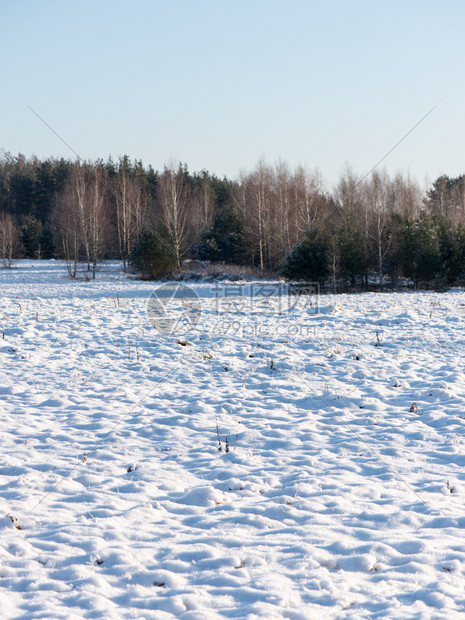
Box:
[2,0,465,188]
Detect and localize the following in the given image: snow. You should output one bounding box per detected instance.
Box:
[2,260,465,618]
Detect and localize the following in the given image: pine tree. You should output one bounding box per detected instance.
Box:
[198,205,244,263]
[401,214,442,286]
[337,217,367,287]
[281,232,329,284]
[129,223,177,279]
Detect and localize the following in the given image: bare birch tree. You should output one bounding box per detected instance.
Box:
[293,166,323,236]
[239,161,273,270]
[157,164,190,267]
[87,163,109,279]
[0,212,18,267]
[192,170,215,235]
[115,158,148,271]
[392,173,422,220]
[362,170,393,288]
[53,182,80,278]
[54,162,110,278]
[72,164,91,270]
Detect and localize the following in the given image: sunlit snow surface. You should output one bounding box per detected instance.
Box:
[2,261,465,619]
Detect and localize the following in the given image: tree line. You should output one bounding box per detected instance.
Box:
[0,152,464,289]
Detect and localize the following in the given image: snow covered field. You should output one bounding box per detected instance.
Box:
[2,261,465,619]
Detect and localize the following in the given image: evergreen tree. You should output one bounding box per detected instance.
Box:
[337,217,367,287]
[436,217,465,283]
[198,205,244,263]
[129,223,177,279]
[401,214,443,286]
[20,215,43,258]
[38,224,55,259]
[281,232,329,284]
